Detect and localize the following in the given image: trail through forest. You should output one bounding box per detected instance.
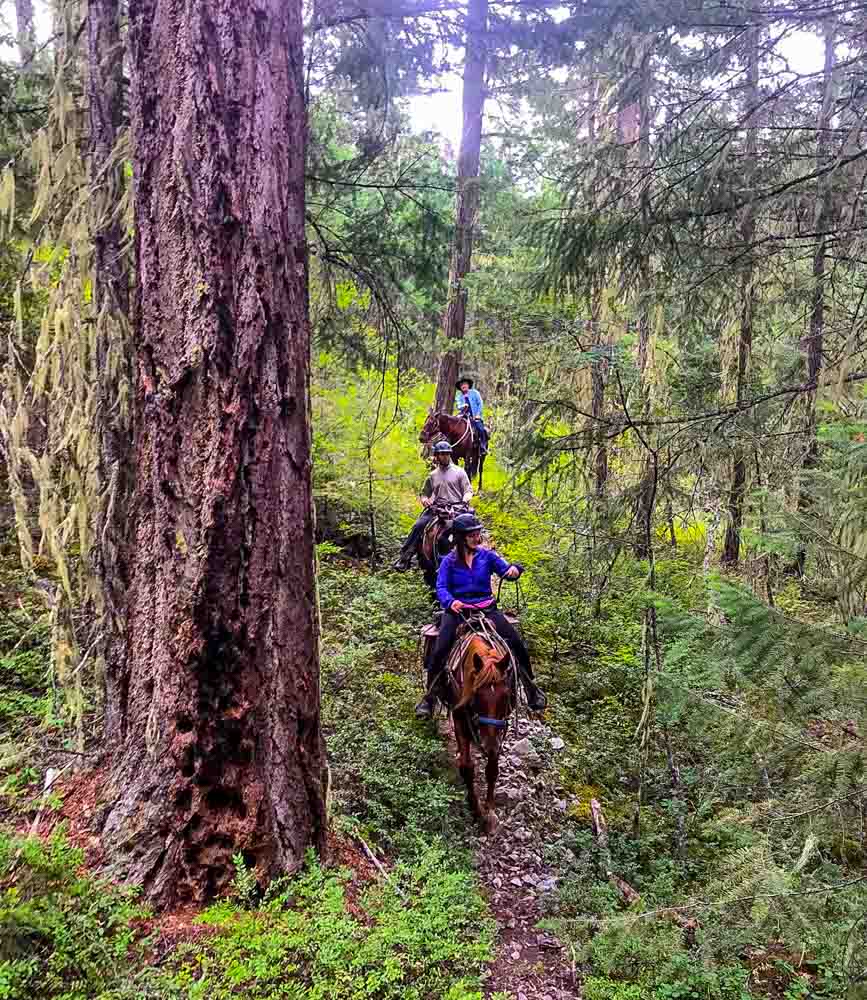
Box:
[3,0,867,997]
[443,713,583,1000]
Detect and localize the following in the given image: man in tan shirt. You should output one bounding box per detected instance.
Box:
[393,441,472,570]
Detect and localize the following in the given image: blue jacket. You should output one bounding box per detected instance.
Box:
[455,388,484,418]
[436,547,513,610]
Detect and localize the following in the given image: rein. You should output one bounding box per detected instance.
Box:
[451,416,473,449]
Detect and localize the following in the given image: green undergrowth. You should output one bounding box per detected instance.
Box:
[0,531,54,812]
[0,830,147,1000]
[0,832,493,1000]
[162,847,493,1000]
[318,557,475,859]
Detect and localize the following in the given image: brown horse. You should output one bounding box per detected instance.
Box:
[451,634,514,834]
[419,410,485,490]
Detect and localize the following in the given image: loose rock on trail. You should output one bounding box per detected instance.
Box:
[440,713,583,999]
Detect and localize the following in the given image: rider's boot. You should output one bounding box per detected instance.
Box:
[521,674,547,712]
[392,551,413,571]
[415,691,437,719]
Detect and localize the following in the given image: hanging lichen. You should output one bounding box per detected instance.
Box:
[0,0,132,741]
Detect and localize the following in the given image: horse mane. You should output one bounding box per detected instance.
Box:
[455,636,508,710]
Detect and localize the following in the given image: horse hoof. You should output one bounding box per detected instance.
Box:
[482,811,499,835]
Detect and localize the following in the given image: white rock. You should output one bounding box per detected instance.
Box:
[550,737,565,750]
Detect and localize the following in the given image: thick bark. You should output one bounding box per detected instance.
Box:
[794,20,838,577]
[432,0,488,414]
[88,0,132,745]
[15,0,35,70]
[102,0,326,907]
[721,27,760,568]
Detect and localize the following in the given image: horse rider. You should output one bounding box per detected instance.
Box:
[415,512,547,718]
[455,375,489,455]
[393,441,473,572]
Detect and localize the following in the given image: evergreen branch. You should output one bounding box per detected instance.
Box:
[634,873,867,924]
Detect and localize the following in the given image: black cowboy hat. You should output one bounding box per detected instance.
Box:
[455,375,474,389]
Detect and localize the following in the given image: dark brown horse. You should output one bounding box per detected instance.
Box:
[419,410,485,490]
[451,634,514,834]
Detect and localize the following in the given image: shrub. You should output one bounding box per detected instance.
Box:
[0,830,147,1000]
[164,847,494,1000]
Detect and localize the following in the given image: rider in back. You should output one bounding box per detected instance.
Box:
[393,441,472,571]
[416,512,547,717]
[455,376,488,455]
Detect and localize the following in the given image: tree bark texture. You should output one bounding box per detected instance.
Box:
[101,0,326,907]
[722,26,759,568]
[795,19,838,577]
[87,0,133,745]
[432,0,488,414]
[15,0,35,70]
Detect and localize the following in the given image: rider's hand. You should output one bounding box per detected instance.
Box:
[450,600,466,613]
[421,496,433,508]
[505,566,520,580]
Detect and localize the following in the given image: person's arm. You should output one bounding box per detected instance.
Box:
[473,390,483,417]
[489,549,518,579]
[420,475,434,507]
[436,557,458,610]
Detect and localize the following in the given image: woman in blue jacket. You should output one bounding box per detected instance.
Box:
[416,513,547,718]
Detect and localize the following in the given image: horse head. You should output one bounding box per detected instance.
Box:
[456,638,512,753]
[419,408,440,445]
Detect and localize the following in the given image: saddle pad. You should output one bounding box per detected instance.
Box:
[446,624,511,688]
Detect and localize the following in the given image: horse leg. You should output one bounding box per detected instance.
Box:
[478,453,484,492]
[455,719,481,820]
[482,749,499,834]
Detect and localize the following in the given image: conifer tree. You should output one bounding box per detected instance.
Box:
[433,0,489,413]
[101,0,327,906]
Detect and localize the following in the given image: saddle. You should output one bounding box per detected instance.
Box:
[421,613,518,705]
[421,515,450,564]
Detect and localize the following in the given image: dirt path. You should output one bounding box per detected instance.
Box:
[441,712,583,1000]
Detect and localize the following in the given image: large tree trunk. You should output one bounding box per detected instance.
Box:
[794,19,838,577]
[721,26,760,568]
[87,0,133,745]
[15,0,35,70]
[101,0,326,908]
[432,0,488,413]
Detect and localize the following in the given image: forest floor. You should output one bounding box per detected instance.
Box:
[442,712,583,1000]
[2,533,859,1000]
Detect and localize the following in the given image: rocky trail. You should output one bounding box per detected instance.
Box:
[440,711,584,1000]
